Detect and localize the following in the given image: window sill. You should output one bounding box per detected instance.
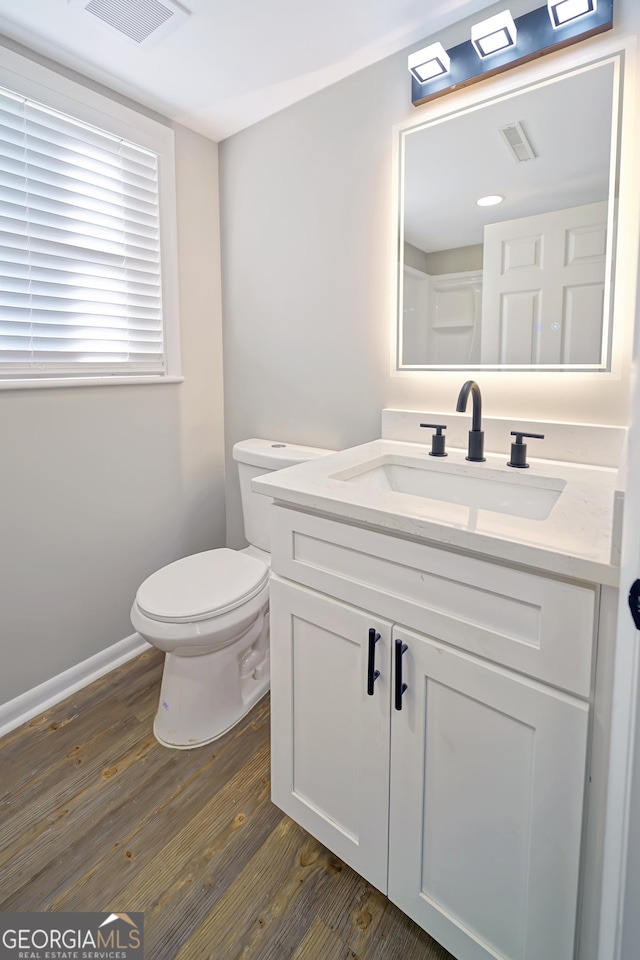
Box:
[0,376,185,391]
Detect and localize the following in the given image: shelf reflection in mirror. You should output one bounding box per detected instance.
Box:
[397,56,620,371]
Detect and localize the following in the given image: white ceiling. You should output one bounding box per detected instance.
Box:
[0,0,497,141]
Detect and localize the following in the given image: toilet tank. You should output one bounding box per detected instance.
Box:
[232,439,336,552]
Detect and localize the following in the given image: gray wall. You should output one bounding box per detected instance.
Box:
[0,52,226,705]
[403,242,430,274]
[426,245,484,276]
[220,46,405,546]
[220,0,640,547]
[404,242,483,275]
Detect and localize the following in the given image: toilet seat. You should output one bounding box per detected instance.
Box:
[136,548,269,624]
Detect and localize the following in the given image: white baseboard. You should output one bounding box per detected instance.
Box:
[0,633,152,740]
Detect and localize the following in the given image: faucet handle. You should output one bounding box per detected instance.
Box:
[420,423,448,458]
[508,431,545,469]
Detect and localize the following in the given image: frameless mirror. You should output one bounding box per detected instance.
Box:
[396,57,620,370]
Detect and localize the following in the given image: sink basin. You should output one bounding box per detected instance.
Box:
[331,455,566,520]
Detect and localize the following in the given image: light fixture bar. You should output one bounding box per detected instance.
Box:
[410,0,612,108]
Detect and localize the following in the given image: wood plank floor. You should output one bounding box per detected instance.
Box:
[0,650,454,960]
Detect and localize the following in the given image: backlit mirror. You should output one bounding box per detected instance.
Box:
[396,57,620,370]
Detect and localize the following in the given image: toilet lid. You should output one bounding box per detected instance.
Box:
[136,548,269,623]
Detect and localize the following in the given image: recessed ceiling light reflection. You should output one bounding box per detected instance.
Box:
[476,195,505,206]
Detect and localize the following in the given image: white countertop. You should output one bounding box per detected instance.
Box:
[252,439,620,586]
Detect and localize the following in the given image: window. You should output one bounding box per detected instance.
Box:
[0,47,180,387]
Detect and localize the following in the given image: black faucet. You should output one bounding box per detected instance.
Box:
[456,380,486,462]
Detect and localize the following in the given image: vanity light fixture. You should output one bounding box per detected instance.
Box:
[548,0,597,27]
[476,194,505,206]
[471,11,517,58]
[410,0,612,107]
[408,42,451,82]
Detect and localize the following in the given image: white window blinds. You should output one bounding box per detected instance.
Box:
[0,85,165,379]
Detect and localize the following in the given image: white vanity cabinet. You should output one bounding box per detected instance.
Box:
[269,505,597,960]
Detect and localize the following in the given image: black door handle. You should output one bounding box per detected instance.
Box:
[367,628,381,695]
[629,579,640,629]
[395,638,408,710]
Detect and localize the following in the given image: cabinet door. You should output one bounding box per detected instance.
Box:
[388,626,589,960]
[269,577,392,892]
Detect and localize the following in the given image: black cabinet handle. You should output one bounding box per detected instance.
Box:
[367,628,381,696]
[395,638,408,710]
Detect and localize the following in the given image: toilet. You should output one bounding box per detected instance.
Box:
[130,438,334,748]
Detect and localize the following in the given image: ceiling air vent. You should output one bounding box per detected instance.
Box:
[69,0,190,47]
[499,121,536,163]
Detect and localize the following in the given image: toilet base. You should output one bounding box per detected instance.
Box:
[152,609,270,748]
[153,679,270,749]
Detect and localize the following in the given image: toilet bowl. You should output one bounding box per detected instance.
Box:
[131,438,334,748]
[131,546,271,747]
